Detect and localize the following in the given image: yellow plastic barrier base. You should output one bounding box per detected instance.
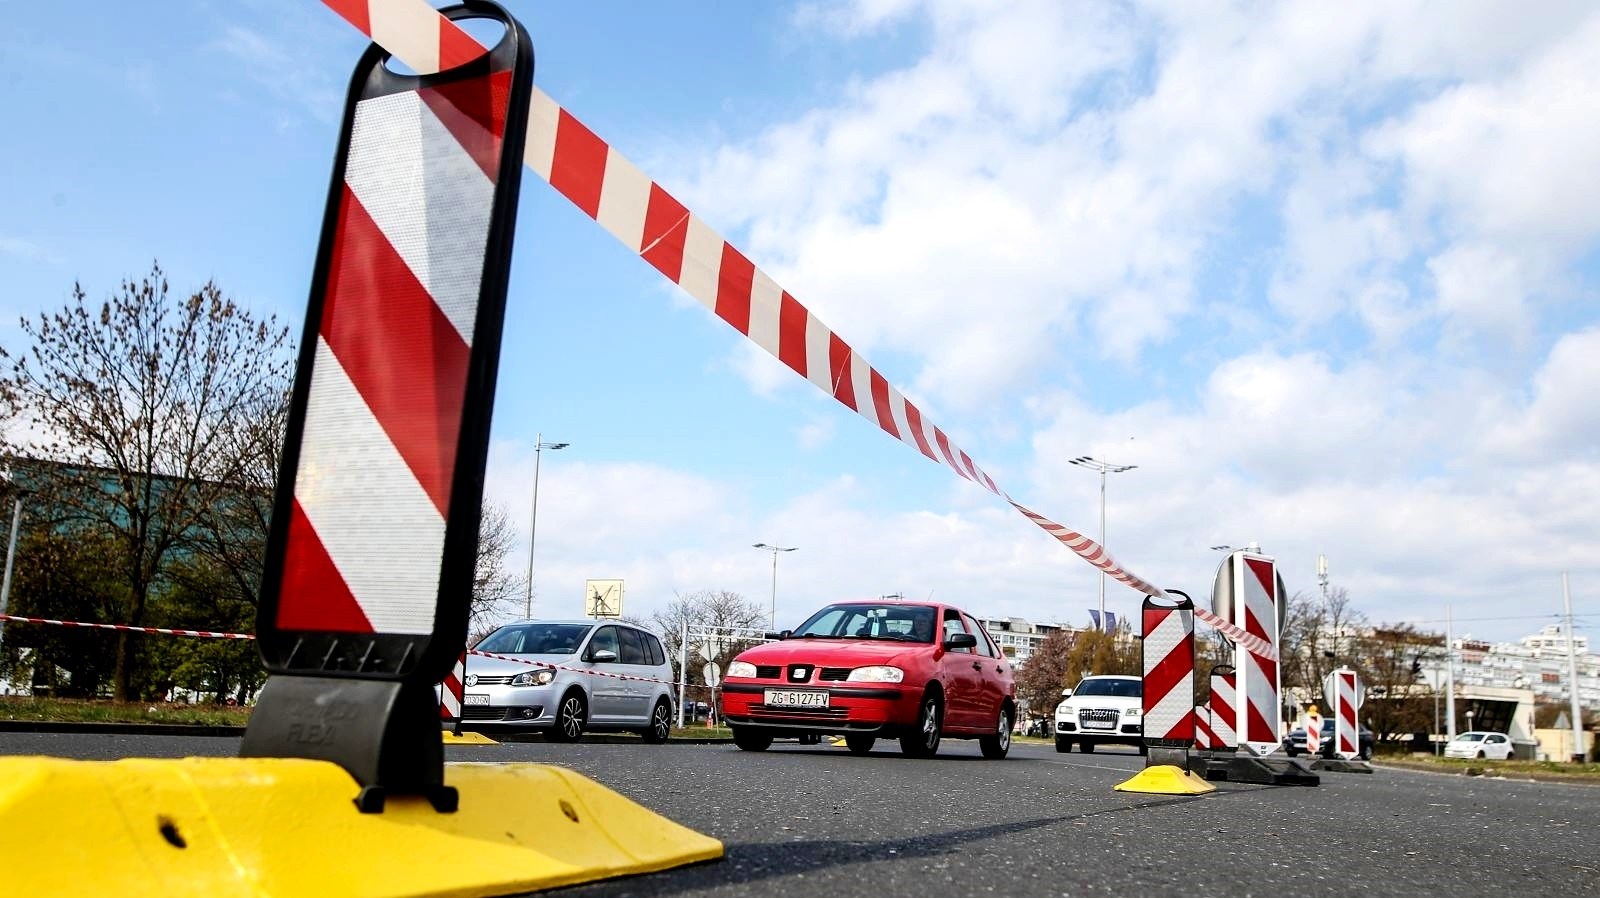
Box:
[831,736,848,746]
[0,756,722,898]
[1113,764,1217,795]
[442,730,498,745]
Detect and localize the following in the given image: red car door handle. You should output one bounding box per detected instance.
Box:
[971,661,982,671]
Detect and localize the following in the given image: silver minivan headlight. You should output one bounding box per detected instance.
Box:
[510,668,556,687]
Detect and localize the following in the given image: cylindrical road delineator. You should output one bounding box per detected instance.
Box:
[439,650,467,735]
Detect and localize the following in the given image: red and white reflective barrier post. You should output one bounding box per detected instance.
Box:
[440,651,467,736]
[1194,704,1216,752]
[1303,706,1323,756]
[1208,665,1238,754]
[1213,550,1284,757]
[1327,667,1363,760]
[1141,590,1196,768]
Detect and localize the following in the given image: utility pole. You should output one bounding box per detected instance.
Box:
[1445,604,1456,742]
[1563,572,1585,763]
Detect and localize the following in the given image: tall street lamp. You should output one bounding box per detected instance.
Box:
[752,543,797,630]
[523,433,569,620]
[0,470,27,655]
[1068,456,1137,630]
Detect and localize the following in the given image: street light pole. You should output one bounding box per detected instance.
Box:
[752,543,797,630]
[523,433,569,620]
[0,492,23,653]
[1068,456,1137,629]
[1563,572,1585,763]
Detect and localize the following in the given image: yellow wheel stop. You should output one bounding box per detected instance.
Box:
[1113,763,1217,796]
[0,756,722,898]
[441,730,498,745]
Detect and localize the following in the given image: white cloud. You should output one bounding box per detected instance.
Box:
[459,3,1600,643]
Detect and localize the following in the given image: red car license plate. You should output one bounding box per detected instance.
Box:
[764,690,829,709]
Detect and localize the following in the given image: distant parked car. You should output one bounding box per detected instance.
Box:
[1444,731,1514,760]
[1283,718,1374,760]
[721,600,1017,759]
[1054,675,1144,754]
[461,620,676,743]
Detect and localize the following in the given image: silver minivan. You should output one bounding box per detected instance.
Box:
[463,620,676,743]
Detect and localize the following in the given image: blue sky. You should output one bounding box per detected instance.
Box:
[3,1,1597,645]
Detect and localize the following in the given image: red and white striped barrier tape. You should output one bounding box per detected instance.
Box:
[312,0,1288,657]
[0,613,255,640]
[1193,606,1272,659]
[466,648,688,688]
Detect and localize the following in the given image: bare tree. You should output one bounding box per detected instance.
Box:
[651,589,766,692]
[470,501,521,630]
[1279,585,1366,702]
[0,264,292,699]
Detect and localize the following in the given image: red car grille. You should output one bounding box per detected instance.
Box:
[819,668,850,681]
[755,665,781,679]
[751,706,848,719]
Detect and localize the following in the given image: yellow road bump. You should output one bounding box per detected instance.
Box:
[0,756,722,898]
[831,736,848,747]
[442,730,498,745]
[1113,764,1217,795]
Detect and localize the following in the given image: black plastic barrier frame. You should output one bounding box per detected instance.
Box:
[242,0,534,814]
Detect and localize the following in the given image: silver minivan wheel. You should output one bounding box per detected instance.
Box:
[549,690,587,743]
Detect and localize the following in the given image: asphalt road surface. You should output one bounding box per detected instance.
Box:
[4,732,1595,896]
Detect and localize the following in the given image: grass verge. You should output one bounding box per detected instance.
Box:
[0,696,253,727]
[1377,753,1600,784]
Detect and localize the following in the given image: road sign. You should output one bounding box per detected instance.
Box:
[585,580,624,618]
[702,662,721,688]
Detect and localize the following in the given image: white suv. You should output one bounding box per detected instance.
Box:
[1054,674,1144,754]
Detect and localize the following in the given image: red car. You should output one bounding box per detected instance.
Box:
[720,601,1016,759]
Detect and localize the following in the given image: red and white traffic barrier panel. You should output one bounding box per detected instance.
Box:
[1214,552,1283,757]
[440,650,467,722]
[1209,666,1238,752]
[0,613,255,640]
[1140,596,1195,748]
[311,0,1285,657]
[1303,707,1323,755]
[1329,667,1362,760]
[1194,704,1216,751]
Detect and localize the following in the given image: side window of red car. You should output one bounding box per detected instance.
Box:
[942,610,972,652]
[962,614,995,657]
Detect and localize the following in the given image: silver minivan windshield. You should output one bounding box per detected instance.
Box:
[477,623,593,655]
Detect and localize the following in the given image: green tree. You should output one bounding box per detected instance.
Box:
[0,264,293,699]
[0,530,124,697]
[1015,628,1075,718]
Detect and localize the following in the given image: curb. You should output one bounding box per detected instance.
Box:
[0,719,734,744]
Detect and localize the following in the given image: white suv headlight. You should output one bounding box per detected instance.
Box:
[726,661,758,679]
[510,669,556,687]
[846,666,905,683]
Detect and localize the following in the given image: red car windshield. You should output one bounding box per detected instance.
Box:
[791,604,937,642]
